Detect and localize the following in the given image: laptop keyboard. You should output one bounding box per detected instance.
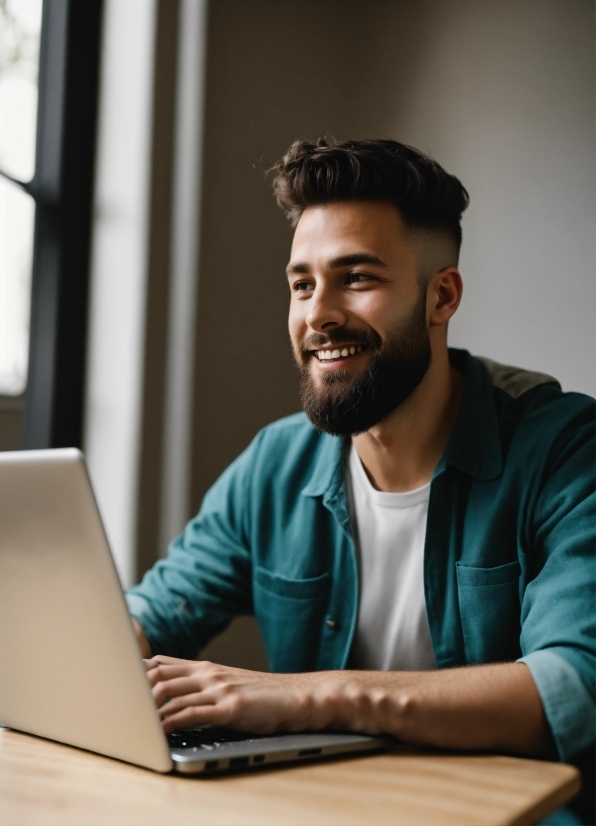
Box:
[167,726,260,750]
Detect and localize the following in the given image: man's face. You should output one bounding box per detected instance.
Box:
[287,201,432,436]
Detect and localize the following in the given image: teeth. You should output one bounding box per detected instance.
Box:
[316,345,364,360]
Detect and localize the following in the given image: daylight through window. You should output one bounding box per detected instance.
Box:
[0,0,43,395]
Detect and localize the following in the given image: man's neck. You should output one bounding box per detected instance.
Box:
[351,347,463,493]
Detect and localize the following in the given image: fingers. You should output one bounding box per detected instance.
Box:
[143,655,194,672]
[140,657,269,734]
[145,660,224,706]
[145,663,193,688]
[157,690,213,718]
[158,688,242,732]
[160,703,230,734]
[152,675,209,708]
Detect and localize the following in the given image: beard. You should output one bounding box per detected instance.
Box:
[298,290,432,437]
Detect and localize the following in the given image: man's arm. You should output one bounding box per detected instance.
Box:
[125,434,261,661]
[144,657,551,757]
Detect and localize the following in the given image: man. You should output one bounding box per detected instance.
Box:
[127,140,594,767]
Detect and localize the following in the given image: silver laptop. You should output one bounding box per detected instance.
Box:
[0,448,390,774]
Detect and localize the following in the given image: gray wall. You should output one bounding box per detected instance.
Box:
[193,0,594,506]
[192,0,367,507]
[192,0,595,668]
[355,0,595,395]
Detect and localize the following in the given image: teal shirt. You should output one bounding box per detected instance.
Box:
[127,349,595,762]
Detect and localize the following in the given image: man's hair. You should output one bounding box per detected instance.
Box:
[271,138,469,249]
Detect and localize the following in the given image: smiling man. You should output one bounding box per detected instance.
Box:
[126,140,594,771]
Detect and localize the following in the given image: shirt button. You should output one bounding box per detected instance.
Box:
[326,617,337,630]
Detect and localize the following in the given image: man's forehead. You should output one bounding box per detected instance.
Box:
[293,201,404,239]
[288,201,410,271]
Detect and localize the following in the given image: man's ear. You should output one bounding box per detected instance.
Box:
[427,267,463,327]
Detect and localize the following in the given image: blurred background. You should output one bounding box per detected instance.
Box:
[0,0,594,669]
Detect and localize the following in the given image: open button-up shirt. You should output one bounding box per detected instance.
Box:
[127,349,595,763]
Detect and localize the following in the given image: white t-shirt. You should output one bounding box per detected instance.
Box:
[346,444,437,672]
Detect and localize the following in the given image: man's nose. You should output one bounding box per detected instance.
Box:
[305,286,348,332]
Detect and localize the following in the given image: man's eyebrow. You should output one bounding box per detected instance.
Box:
[286,253,388,276]
[286,262,311,276]
[330,253,388,268]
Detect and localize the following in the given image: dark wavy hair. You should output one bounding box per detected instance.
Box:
[271,138,469,249]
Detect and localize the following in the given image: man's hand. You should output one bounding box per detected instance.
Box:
[144,657,322,734]
[144,655,551,757]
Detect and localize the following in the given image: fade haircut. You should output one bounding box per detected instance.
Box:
[271,138,469,252]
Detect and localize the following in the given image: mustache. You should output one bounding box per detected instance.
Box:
[299,327,382,354]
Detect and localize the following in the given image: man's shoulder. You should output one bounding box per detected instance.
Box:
[254,411,322,450]
[231,412,340,498]
[474,353,594,420]
[475,355,562,399]
[250,411,334,465]
[258,411,315,435]
[471,353,595,465]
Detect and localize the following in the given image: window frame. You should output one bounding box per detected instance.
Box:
[0,0,103,448]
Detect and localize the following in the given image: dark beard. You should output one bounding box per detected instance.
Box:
[299,291,431,437]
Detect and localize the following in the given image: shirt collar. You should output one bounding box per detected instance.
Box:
[435,348,503,481]
[301,347,504,500]
[301,433,346,499]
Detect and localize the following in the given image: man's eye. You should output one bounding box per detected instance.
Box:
[294,282,314,292]
[346,272,371,284]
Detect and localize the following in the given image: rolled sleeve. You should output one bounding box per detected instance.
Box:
[125,593,167,657]
[519,408,595,761]
[125,592,152,624]
[519,649,595,762]
[125,432,263,658]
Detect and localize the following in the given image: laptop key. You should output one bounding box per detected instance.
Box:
[167,727,260,750]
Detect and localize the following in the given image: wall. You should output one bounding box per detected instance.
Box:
[192,0,594,667]
[0,398,24,451]
[194,0,594,506]
[353,0,596,395]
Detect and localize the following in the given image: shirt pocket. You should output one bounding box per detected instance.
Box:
[456,560,521,665]
[253,566,330,673]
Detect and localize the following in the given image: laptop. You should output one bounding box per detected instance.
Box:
[0,448,391,774]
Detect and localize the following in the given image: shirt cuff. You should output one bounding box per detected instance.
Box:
[125,592,151,619]
[518,649,595,762]
[125,593,157,653]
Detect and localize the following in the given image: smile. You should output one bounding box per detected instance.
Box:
[313,345,365,362]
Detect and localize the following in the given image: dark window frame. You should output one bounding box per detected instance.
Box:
[0,0,103,448]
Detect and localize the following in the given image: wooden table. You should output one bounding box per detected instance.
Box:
[0,728,579,826]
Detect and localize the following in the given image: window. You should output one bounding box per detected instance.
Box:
[1,0,102,447]
[0,0,43,395]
